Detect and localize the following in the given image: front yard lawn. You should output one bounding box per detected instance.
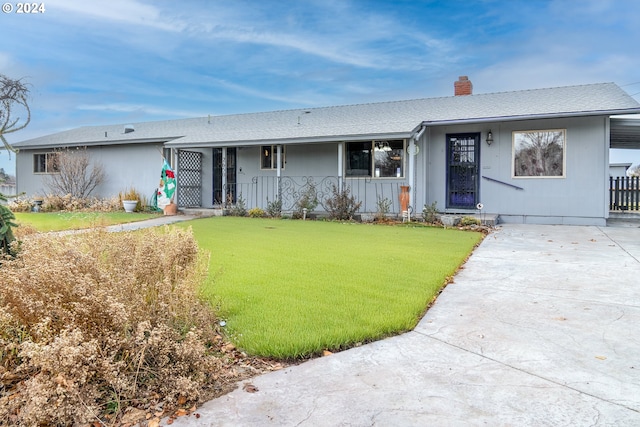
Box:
[14,211,161,232]
[182,217,483,359]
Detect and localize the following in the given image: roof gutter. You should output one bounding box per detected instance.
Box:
[420,108,640,127]
[412,125,427,141]
[164,131,414,148]
[13,137,179,151]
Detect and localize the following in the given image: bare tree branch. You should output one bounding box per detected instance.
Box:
[0,74,31,153]
[44,148,106,198]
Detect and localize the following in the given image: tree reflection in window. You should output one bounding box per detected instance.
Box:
[346,140,404,178]
[513,130,565,177]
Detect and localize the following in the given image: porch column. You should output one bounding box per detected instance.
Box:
[174,149,180,207]
[221,147,227,208]
[408,126,426,216]
[276,145,282,199]
[408,139,415,213]
[337,142,344,190]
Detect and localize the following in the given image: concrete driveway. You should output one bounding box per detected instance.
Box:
[169,224,640,426]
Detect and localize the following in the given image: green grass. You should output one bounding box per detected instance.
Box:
[182,217,483,359]
[14,211,161,232]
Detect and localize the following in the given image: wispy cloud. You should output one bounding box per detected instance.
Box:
[0,53,12,69]
[76,103,204,118]
[52,0,187,31]
[1,0,638,163]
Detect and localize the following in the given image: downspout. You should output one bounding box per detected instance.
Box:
[337,142,344,190]
[276,144,282,200]
[604,117,611,221]
[408,125,426,218]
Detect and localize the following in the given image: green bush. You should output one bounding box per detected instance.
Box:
[227,194,247,217]
[266,198,282,218]
[375,196,392,222]
[460,216,480,226]
[0,192,18,257]
[422,201,438,224]
[324,184,362,220]
[293,184,318,219]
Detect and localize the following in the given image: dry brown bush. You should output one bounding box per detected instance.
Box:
[9,194,123,213]
[0,227,277,426]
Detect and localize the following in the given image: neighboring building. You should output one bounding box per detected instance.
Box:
[13,78,640,225]
[609,163,632,177]
[0,184,16,198]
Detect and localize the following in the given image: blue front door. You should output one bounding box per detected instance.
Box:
[446,133,479,209]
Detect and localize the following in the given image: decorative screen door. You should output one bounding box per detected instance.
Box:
[177,150,203,207]
[446,133,479,209]
[213,148,237,206]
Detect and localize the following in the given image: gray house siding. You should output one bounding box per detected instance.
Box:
[424,116,609,225]
[16,143,164,201]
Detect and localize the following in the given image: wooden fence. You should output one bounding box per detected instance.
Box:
[610,176,640,211]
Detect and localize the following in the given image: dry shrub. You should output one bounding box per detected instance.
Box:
[11,222,37,239]
[0,227,233,426]
[6,196,31,213]
[9,194,122,213]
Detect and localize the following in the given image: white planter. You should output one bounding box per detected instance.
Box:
[122,200,138,213]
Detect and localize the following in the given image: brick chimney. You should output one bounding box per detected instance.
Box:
[454,76,473,96]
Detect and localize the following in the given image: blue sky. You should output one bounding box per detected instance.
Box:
[2,0,640,175]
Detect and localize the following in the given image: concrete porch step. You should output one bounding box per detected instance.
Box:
[438,213,500,227]
[607,210,640,227]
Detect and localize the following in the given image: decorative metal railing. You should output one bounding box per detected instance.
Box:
[231,176,408,214]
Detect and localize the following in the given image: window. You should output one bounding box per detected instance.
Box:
[162,148,173,167]
[346,140,405,178]
[261,145,285,170]
[346,142,371,176]
[512,129,566,178]
[33,152,59,173]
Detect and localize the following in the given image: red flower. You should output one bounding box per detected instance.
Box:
[165,169,175,179]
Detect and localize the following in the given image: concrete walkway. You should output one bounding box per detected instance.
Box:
[104,213,201,232]
[165,223,640,427]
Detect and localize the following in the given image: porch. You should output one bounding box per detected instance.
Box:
[177,175,413,216]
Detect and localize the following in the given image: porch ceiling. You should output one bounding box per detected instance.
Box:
[610,117,640,149]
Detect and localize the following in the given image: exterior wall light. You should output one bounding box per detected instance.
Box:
[486,130,494,146]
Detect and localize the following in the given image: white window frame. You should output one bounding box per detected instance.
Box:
[33,152,59,174]
[512,129,566,178]
[260,145,285,170]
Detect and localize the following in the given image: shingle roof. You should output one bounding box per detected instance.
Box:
[14,82,640,149]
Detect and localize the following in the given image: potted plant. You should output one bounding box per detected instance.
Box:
[32,196,44,212]
[120,188,140,213]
